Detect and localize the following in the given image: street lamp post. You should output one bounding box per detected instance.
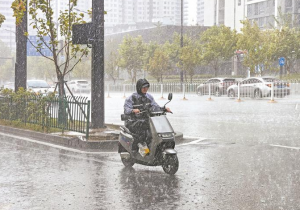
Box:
[180,0,183,84]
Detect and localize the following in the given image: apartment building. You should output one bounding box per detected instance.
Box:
[197,0,300,31]
[196,0,217,26]
[0,0,15,50]
[105,0,189,34]
[196,0,246,31]
[246,0,300,29]
[0,0,190,50]
[0,0,91,51]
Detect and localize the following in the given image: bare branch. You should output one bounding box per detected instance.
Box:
[31,19,53,53]
[56,40,71,56]
[27,38,54,62]
[59,51,78,68]
[65,51,88,75]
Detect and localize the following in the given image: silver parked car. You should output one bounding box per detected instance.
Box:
[227,77,290,99]
[67,80,91,93]
[197,78,236,97]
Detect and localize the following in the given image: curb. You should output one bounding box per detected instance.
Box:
[0,125,184,151]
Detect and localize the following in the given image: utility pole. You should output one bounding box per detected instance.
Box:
[180,0,184,84]
[91,0,105,128]
[72,0,105,129]
[15,1,27,91]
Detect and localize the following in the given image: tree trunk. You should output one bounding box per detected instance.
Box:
[214,66,217,77]
[133,70,137,84]
[57,74,67,126]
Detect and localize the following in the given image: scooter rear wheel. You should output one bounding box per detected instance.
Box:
[162,155,179,175]
[121,157,135,167]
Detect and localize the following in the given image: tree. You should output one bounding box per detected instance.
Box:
[143,41,159,75]
[166,33,193,79]
[200,25,237,76]
[270,8,300,75]
[105,51,120,84]
[12,0,89,97]
[238,20,278,76]
[12,0,90,125]
[0,13,5,27]
[148,46,172,83]
[177,36,200,82]
[118,35,146,84]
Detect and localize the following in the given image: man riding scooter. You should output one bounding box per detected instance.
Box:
[124,79,172,154]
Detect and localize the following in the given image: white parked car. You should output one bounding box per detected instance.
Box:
[67,80,91,93]
[196,78,236,96]
[27,80,52,95]
[3,82,15,91]
[227,77,290,99]
[3,80,53,95]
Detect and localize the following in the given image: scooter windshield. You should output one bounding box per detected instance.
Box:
[151,115,174,133]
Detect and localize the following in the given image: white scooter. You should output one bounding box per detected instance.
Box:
[118,93,179,175]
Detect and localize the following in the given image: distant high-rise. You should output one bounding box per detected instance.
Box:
[196,0,246,31]
[197,0,300,31]
[246,0,300,29]
[105,0,189,34]
[0,0,15,51]
[0,0,190,50]
[0,0,91,52]
[196,0,216,26]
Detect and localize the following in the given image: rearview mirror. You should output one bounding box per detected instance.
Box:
[168,93,173,101]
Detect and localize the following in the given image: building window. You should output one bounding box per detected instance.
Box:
[254,3,258,15]
[285,0,293,13]
[238,0,241,6]
[259,2,265,15]
[285,0,292,8]
[219,0,225,8]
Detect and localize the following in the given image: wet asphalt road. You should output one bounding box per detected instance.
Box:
[1,93,300,210]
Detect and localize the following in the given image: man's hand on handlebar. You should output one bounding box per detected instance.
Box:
[132,109,140,114]
[165,107,172,113]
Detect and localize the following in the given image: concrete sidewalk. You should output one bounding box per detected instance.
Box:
[0,124,184,152]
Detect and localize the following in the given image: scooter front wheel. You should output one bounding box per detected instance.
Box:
[121,157,135,167]
[162,155,179,175]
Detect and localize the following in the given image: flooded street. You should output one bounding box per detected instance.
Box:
[1,93,300,209]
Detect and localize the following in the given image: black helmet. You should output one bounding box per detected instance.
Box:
[136,79,150,95]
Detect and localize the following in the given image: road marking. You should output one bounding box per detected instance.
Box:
[270,144,300,150]
[295,103,298,110]
[177,138,208,146]
[0,132,116,154]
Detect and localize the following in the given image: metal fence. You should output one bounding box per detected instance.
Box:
[105,81,300,98]
[0,95,90,139]
[106,83,202,94]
